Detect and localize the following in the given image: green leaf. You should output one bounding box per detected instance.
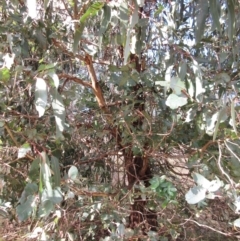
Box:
[234,198,240,212]
[25,183,38,196]
[187,79,194,98]
[16,195,36,221]
[41,187,63,204]
[214,72,231,84]
[38,63,55,72]
[21,39,30,58]
[36,28,47,48]
[185,186,206,204]
[209,0,221,32]
[154,4,164,17]
[165,65,174,82]
[35,78,48,117]
[165,93,188,109]
[213,106,228,141]
[18,143,31,158]
[138,18,149,27]
[170,76,186,95]
[51,156,61,187]
[195,0,209,44]
[48,70,59,89]
[149,176,161,189]
[0,121,4,128]
[0,67,10,82]
[192,60,204,102]
[233,218,240,228]
[51,89,66,139]
[80,2,104,23]
[99,5,111,35]
[193,173,210,188]
[0,208,8,218]
[208,179,222,192]
[119,2,129,23]
[227,0,235,42]
[29,157,40,182]
[118,73,129,86]
[123,2,139,64]
[219,52,228,63]
[178,60,187,81]
[231,100,238,135]
[68,166,78,180]
[38,200,54,218]
[116,223,125,236]
[130,2,139,28]
[155,81,169,87]
[40,153,52,191]
[73,25,85,54]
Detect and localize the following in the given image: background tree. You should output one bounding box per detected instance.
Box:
[0,0,240,240]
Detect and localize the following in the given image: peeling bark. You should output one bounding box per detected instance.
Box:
[85,54,107,110]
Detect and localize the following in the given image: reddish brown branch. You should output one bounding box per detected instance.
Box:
[58,73,92,88]
[85,54,108,111]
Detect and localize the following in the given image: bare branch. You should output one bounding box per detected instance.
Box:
[184,219,233,237]
[85,54,108,111]
[58,73,92,88]
[221,141,236,186]
[73,0,78,19]
[60,0,73,19]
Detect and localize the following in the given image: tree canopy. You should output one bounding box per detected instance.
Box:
[1,0,240,240]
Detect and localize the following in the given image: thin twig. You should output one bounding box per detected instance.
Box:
[61,0,73,18]
[225,140,240,164]
[217,142,234,186]
[184,218,233,237]
[4,122,35,161]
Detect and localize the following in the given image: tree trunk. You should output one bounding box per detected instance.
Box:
[125,39,158,240]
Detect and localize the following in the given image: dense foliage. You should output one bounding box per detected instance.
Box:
[1,0,240,240]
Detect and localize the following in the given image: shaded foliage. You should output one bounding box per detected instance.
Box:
[0,0,240,240]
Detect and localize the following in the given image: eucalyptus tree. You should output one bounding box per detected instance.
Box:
[0,0,240,240]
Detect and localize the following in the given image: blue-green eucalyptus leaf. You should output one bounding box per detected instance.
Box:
[99,5,111,35]
[185,186,206,204]
[38,200,54,218]
[73,25,85,54]
[209,0,221,31]
[51,89,66,139]
[195,0,209,44]
[166,93,188,109]
[51,156,61,187]
[230,100,238,135]
[68,166,79,180]
[17,195,36,221]
[227,0,235,42]
[35,78,48,117]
